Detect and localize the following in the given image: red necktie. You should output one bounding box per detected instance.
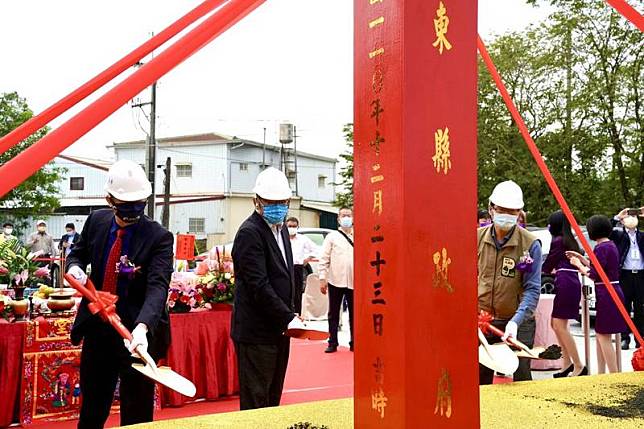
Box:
[103,229,125,295]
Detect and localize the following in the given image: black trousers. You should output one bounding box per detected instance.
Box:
[294,264,304,315]
[78,324,155,429]
[479,317,535,385]
[235,336,290,410]
[621,270,644,343]
[327,284,353,347]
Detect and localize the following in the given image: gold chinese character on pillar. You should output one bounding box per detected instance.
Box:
[373,190,383,215]
[434,368,453,418]
[432,1,453,55]
[432,247,453,292]
[431,127,452,175]
[371,387,388,419]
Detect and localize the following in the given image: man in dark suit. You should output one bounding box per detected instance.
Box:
[232,167,301,410]
[611,207,644,350]
[59,222,81,257]
[66,160,173,429]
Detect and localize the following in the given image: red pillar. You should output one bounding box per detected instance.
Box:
[354,1,479,427]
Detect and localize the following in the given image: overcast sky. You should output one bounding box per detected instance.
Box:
[1,1,553,161]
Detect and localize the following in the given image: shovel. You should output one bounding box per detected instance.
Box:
[478,312,557,359]
[478,328,519,374]
[285,318,330,341]
[64,274,196,397]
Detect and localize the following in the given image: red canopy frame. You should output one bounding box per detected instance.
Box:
[0,0,265,197]
[0,0,227,155]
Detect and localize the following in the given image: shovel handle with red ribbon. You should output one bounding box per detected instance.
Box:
[478,311,540,359]
[64,273,154,366]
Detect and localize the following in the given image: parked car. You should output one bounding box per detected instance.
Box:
[530,227,597,317]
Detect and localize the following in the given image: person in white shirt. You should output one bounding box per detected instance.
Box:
[611,207,644,350]
[286,217,318,315]
[318,207,354,353]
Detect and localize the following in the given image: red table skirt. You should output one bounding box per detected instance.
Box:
[161,307,239,407]
[0,322,25,427]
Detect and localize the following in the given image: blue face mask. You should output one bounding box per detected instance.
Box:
[262,204,288,225]
[493,213,518,231]
[339,216,353,228]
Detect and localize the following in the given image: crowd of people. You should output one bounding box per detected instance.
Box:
[3,159,640,427]
[478,180,643,383]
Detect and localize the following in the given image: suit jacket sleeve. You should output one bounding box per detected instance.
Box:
[236,227,294,329]
[65,216,92,273]
[135,229,174,333]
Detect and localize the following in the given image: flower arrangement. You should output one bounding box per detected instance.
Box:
[195,246,235,305]
[0,239,51,289]
[516,251,534,273]
[167,272,202,313]
[0,295,13,321]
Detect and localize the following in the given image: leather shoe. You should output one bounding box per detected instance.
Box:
[349,344,354,352]
[553,364,573,378]
[570,366,588,377]
[324,345,337,353]
[622,339,630,350]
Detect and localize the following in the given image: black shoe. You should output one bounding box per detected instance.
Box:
[349,344,354,352]
[553,364,574,378]
[324,345,337,353]
[622,339,630,350]
[571,366,588,377]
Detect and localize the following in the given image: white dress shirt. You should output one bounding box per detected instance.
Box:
[289,234,318,265]
[268,223,287,265]
[624,229,644,270]
[318,229,354,289]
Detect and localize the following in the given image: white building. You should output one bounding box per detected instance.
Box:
[20,133,339,248]
[111,133,339,248]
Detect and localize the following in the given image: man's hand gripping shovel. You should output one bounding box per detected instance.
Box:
[65,274,196,398]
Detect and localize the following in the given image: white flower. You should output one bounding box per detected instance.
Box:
[224,272,231,280]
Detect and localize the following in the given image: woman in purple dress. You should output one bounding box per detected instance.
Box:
[543,211,585,377]
[567,215,628,374]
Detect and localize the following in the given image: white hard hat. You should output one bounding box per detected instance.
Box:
[105,159,152,202]
[253,167,292,200]
[489,180,524,210]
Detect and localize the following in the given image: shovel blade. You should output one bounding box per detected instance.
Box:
[478,343,519,375]
[132,363,196,398]
[286,328,329,341]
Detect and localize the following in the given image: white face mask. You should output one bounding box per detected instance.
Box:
[493,212,518,231]
[4,228,12,235]
[624,216,639,230]
[288,227,298,236]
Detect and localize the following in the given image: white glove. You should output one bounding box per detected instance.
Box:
[67,265,87,286]
[287,316,306,331]
[124,323,149,355]
[502,321,518,342]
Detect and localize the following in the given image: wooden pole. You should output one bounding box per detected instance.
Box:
[354,1,480,426]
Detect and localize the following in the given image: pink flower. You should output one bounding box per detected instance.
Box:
[13,270,28,285]
[196,262,209,276]
[34,266,51,279]
[223,261,233,272]
[217,282,227,292]
[0,266,8,275]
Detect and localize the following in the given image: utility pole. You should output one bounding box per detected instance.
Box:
[162,156,171,229]
[294,125,299,196]
[148,82,157,219]
[132,81,157,219]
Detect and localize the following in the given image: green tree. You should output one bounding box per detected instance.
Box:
[0,92,64,222]
[478,1,643,224]
[334,123,353,208]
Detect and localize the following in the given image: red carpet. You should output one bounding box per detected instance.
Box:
[25,340,353,428]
